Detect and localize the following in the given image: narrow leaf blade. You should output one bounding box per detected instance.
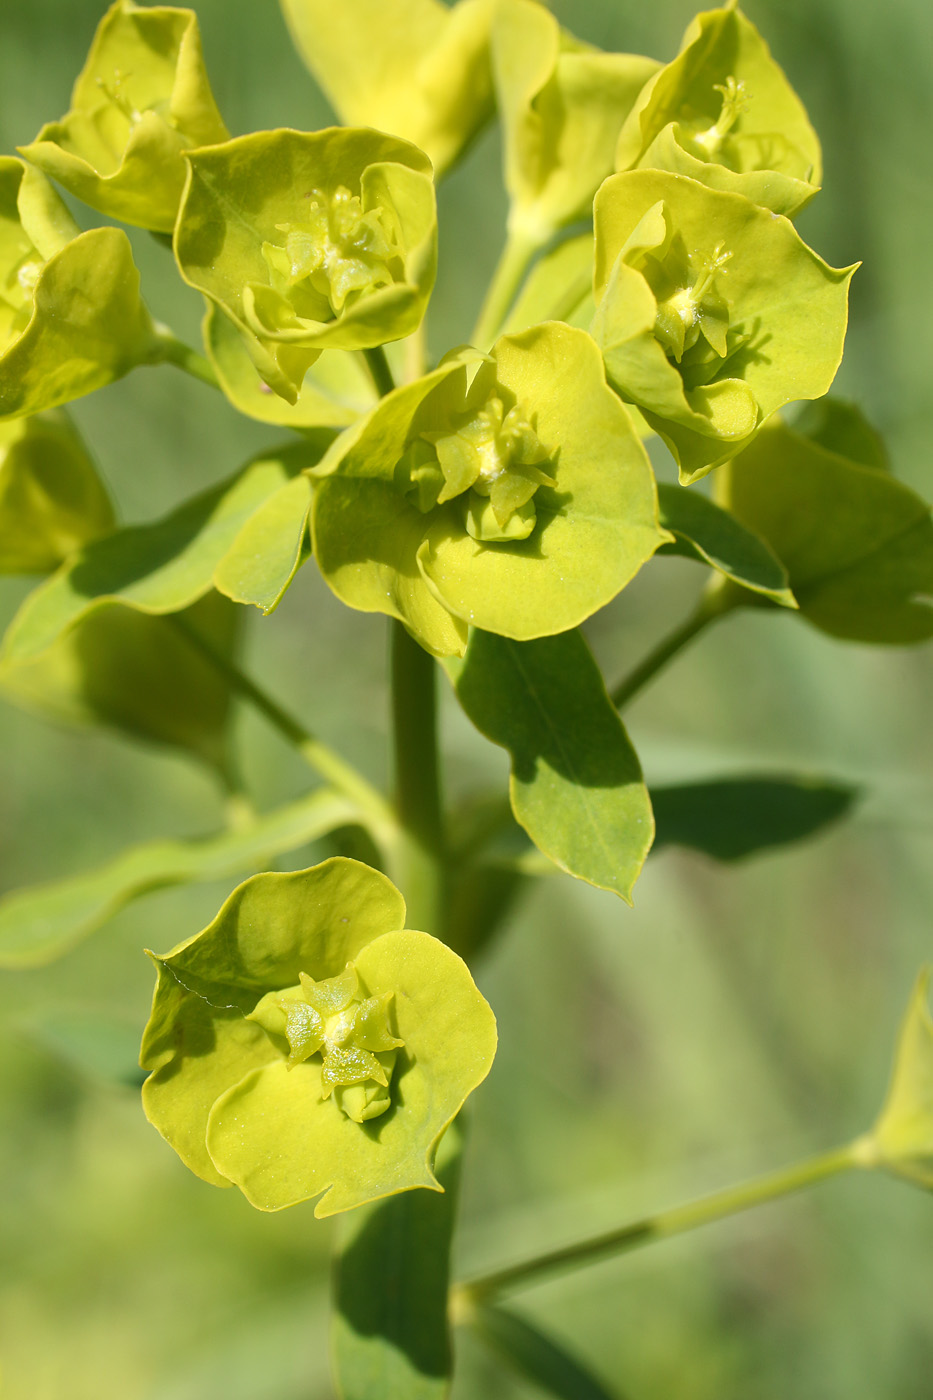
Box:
[471,1303,623,1400]
[657,482,795,606]
[651,775,859,861]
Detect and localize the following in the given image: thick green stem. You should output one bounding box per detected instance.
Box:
[362,344,397,398]
[472,226,545,350]
[149,322,220,389]
[168,614,395,837]
[610,586,736,711]
[390,619,447,934]
[462,1138,871,1302]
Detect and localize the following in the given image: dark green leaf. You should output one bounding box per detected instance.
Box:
[454,630,653,902]
[470,1303,622,1400]
[651,775,859,862]
[0,787,358,968]
[657,482,795,606]
[331,1120,462,1399]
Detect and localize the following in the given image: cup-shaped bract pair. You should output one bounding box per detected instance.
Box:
[175,128,437,404]
[492,0,659,246]
[616,6,821,218]
[140,858,497,1215]
[311,321,668,657]
[0,159,155,421]
[280,0,495,178]
[868,969,933,1192]
[19,0,228,233]
[591,170,855,482]
[0,411,114,573]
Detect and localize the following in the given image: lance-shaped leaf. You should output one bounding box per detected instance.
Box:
[591,170,855,482]
[716,415,933,643]
[1,438,328,668]
[174,128,437,404]
[0,787,359,969]
[0,410,114,573]
[866,969,933,1191]
[656,481,794,604]
[141,859,497,1214]
[453,629,653,902]
[333,1122,462,1400]
[493,0,659,242]
[616,6,821,217]
[651,775,858,862]
[279,0,494,178]
[203,303,376,430]
[469,1303,621,1400]
[313,323,667,657]
[0,591,238,771]
[18,0,228,233]
[0,159,156,421]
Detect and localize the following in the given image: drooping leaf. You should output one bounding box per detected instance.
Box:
[493,0,659,239]
[174,128,437,403]
[314,323,668,656]
[867,968,933,1190]
[792,397,890,471]
[1,439,328,667]
[651,775,858,862]
[279,0,494,178]
[18,0,228,232]
[616,6,821,217]
[470,1303,622,1400]
[332,1121,462,1400]
[141,860,497,1213]
[0,159,156,421]
[453,629,653,903]
[0,787,358,969]
[657,481,795,605]
[591,170,855,482]
[717,416,933,643]
[203,302,376,429]
[0,410,114,573]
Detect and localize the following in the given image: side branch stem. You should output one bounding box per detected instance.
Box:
[610,586,736,711]
[149,322,220,389]
[363,345,397,398]
[390,620,447,934]
[168,614,395,836]
[472,226,545,350]
[463,1139,870,1302]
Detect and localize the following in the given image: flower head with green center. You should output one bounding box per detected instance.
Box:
[311,321,668,657]
[615,7,822,217]
[174,127,437,405]
[140,858,497,1215]
[18,0,228,233]
[591,170,855,482]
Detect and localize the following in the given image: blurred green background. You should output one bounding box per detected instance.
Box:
[1,1,932,1396]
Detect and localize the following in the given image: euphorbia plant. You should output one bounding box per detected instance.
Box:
[0,1,931,1396]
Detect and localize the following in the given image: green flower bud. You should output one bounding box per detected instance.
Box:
[592,170,855,482]
[174,128,437,404]
[312,322,668,656]
[0,158,155,421]
[616,6,821,217]
[140,858,497,1215]
[18,0,228,233]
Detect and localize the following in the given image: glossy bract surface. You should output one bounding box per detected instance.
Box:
[0,158,154,420]
[140,859,497,1215]
[312,321,667,656]
[174,128,437,404]
[592,170,854,481]
[19,0,228,232]
[616,6,821,216]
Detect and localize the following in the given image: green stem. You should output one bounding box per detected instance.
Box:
[472,226,545,350]
[390,619,447,934]
[149,322,220,390]
[610,586,735,711]
[168,614,395,837]
[462,1138,871,1302]
[362,344,396,398]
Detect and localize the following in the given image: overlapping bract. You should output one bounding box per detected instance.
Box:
[19,0,228,233]
[312,322,667,656]
[174,127,437,404]
[140,859,497,1215]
